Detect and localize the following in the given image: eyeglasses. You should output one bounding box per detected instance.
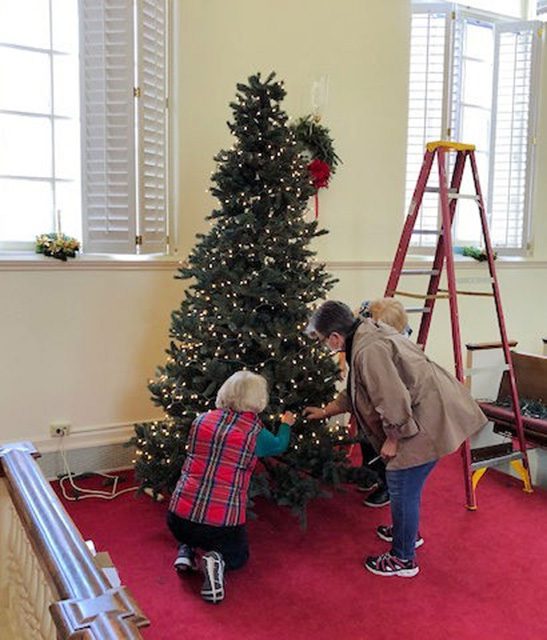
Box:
[316,332,332,346]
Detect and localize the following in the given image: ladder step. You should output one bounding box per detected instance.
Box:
[470,449,525,470]
[405,307,431,314]
[411,229,440,235]
[457,276,494,284]
[471,442,513,463]
[464,364,510,377]
[400,269,440,276]
[448,193,480,201]
[424,186,479,201]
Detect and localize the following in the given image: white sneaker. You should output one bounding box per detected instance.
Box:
[201,551,225,603]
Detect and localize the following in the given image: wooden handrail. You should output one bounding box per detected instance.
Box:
[0,442,149,639]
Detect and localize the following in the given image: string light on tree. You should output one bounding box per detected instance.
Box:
[129,72,353,522]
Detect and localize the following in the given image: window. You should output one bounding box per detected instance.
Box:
[406,2,542,254]
[0,0,168,256]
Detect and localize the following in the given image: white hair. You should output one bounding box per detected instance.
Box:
[215,371,269,414]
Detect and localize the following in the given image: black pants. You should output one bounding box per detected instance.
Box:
[167,511,249,570]
[360,439,386,486]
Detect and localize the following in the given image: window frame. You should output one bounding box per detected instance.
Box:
[0,0,172,260]
[406,1,543,256]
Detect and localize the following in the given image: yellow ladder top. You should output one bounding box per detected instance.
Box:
[426,140,476,152]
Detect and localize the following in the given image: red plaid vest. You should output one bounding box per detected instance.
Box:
[169,409,263,526]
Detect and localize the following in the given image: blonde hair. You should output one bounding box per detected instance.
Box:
[215,371,269,414]
[368,298,408,333]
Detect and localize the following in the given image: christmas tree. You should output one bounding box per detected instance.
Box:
[132,73,360,522]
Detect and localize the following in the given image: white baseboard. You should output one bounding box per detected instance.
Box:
[27,421,147,454]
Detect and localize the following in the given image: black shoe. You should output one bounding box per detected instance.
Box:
[174,544,197,572]
[201,551,225,604]
[356,479,379,493]
[363,487,390,508]
[376,524,424,548]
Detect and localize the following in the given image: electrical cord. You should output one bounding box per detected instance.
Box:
[57,435,139,501]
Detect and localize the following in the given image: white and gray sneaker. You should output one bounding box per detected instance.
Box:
[200,551,225,604]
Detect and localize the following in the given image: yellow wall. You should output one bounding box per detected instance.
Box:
[1,0,546,448]
[173,0,547,363]
[174,0,410,262]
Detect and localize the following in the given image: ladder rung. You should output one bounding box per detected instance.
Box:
[400,269,440,276]
[464,364,510,377]
[405,307,431,314]
[395,290,449,300]
[438,288,494,298]
[457,276,494,284]
[423,186,459,194]
[470,450,524,471]
[411,229,440,235]
[448,193,480,201]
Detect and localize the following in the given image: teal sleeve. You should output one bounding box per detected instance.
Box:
[256,423,291,457]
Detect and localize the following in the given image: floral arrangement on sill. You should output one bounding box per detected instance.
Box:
[35,209,80,261]
[35,233,80,261]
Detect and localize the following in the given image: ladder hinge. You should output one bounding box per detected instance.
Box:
[136,235,143,246]
[451,10,456,20]
[134,87,141,98]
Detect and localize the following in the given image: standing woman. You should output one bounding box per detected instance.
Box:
[304,300,487,577]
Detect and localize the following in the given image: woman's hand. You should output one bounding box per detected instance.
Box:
[303,406,327,420]
[380,436,398,461]
[281,411,296,426]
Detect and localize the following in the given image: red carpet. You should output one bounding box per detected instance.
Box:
[56,454,547,640]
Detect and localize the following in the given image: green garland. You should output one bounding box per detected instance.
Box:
[494,396,547,421]
[290,115,341,173]
[462,246,497,262]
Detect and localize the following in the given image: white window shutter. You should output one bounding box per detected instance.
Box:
[488,21,542,250]
[80,0,137,254]
[136,0,168,254]
[405,4,453,247]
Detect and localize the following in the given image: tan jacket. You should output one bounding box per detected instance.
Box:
[333,320,487,470]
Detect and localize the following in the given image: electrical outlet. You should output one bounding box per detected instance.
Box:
[50,423,71,438]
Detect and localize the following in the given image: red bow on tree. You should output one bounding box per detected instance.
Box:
[308,159,331,218]
[308,158,331,189]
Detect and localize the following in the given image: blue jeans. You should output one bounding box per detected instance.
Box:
[386,460,437,561]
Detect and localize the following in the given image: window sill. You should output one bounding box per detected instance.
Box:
[0,252,184,271]
[325,256,547,270]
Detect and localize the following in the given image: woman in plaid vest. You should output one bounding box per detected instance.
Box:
[167,370,295,603]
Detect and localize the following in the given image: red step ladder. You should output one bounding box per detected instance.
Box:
[385,140,532,509]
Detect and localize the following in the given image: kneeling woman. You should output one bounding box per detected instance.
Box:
[167,370,295,602]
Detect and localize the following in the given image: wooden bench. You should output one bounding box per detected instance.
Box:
[477,350,547,448]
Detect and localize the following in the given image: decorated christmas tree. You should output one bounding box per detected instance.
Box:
[131,73,360,522]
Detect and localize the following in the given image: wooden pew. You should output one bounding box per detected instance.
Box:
[477,350,547,448]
